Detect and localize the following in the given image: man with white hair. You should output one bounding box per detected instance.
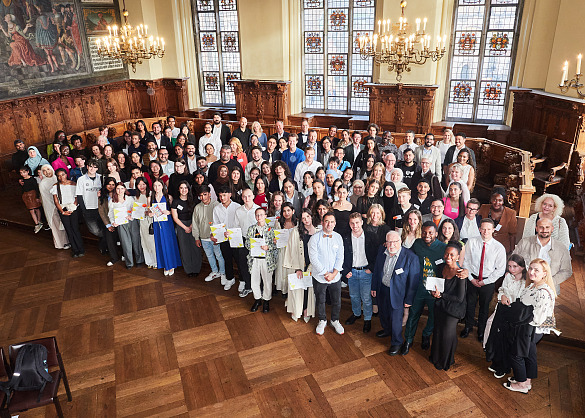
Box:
[384,153,397,182]
[371,230,420,355]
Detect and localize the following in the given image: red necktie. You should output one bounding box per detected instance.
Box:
[478,242,486,280]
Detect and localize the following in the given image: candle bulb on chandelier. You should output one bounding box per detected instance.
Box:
[107,25,112,36]
[423,18,427,32]
[378,20,381,34]
[577,54,582,75]
[562,61,568,85]
[416,18,420,33]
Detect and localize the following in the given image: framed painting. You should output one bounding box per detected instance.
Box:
[83,7,117,34]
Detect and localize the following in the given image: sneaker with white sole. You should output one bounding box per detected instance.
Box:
[224,278,235,290]
[238,281,245,292]
[220,274,227,285]
[204,272,218,282]
[340,281,348,288]
[106,261,114,267]
[34,224,42,234]
[239,289,252,298]
[316,320,327,335]
[330,320,344,335]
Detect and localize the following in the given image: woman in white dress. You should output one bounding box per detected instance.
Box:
[274,203,297,297]
[39,164,69,249]
[455,148,476,193]
[522,193,570,249]
[135,177,157,269]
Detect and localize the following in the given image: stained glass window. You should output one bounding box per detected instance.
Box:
[193,0,241,106]
[302,0,375,114]
[446,0,521,123]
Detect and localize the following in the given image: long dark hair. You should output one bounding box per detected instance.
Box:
[299,207,316,241]
[438,218,461,243]
[177,180,195,211]
[447,181,466,215]
[99,176,117,204]
[279,202,298,228]
[254,175,269,197]
[306,179,326,210]
[135,177,150,197]
[507,253,527,281]
[271,160,292,180]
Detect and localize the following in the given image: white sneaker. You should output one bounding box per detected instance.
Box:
[168,268,175,276]
[220,274,227,285]
[316,320,327,335]
[34,223,42,233]
[238,281,245,292]
[204,272,217,282]
[224,278,235,290]
[239,289,252,298]
[163,270,169,276]
[106,261,114,267]
[121,256,125,262]
[330,320,344,335]
[303,316,311,323]
[341,282,348,288]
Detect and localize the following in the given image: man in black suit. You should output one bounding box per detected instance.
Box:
[298,119,310,146]
[212,112,232,145]
[454,198,482,243]
[443,132,477,167]
[151,121,172,151]
[371,230,420,355]
[269,120,290,143]
[344,131,364,167]
[231,117,252,152]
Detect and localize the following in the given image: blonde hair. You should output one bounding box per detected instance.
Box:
[401,209,422,242]
[534,193,564,219]
[369,162,386,182]
[442,129,455,145]
[367,203,386,225]
[251,121,263,134]
[527,258,557,298]
[397,187,411,196]
[229,137,244,154]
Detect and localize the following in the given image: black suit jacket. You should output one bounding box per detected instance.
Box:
[262,149,282,163]
[216,124,232,145]
[344,144,364,167]
[269,131,290,142]
[341,230,379,278]
[153,135,173,151]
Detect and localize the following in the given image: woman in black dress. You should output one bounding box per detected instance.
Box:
[430,242,467,370]
[170,181,201,277]
[332,185,354,236]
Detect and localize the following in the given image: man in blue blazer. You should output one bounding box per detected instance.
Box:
[371,230,420,355]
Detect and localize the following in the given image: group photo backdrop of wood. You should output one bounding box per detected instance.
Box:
[0,0,127,99]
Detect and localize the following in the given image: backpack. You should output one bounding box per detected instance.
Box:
[0,343,53,405]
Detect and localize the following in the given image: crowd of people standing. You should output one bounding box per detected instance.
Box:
[12,113,573,394]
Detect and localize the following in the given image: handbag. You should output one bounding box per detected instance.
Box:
[148,223,154,235]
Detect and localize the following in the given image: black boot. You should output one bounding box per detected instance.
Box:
[251,299,262,312]
[263,300,270,313]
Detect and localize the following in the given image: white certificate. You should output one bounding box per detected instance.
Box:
[151,203,168,222]
[265,216,278,228]
[113,207,129,225]
[425,276,445,293]
[250,237,266,257]
[131,201,147,220]
[274,229,290,249]
[210,223,227,243]
[227,228,244,248]
[288,272,313,291]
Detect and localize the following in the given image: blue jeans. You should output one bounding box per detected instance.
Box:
[201,239,225,274]
[349,269,373,320]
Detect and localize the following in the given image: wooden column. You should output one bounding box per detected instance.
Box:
[233,80,291,125]
[366,83,438,133]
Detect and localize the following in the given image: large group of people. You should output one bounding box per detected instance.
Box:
[13,114,573,394]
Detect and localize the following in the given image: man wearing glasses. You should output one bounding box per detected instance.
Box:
[455,198,482,243]
[371,231,420,356]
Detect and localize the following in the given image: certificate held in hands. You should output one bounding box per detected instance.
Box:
[250,237,266,257]
[210,223,227,243]
[425,277,445,293]
[227,228,244,248]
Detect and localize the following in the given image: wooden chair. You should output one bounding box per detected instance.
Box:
[6,337,72,418]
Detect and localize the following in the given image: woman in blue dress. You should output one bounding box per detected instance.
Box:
[150,179,182,276]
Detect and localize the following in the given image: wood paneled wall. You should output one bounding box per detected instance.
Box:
[0,78,189,156]
[233,80,291,125]
[367,84,438,134]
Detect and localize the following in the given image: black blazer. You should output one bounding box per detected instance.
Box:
[298,132,309,146]
[152,135,173,151]
[344,144,364,166]
[341,230,379,277]
[262,149,282,163]
[215,124,232,145]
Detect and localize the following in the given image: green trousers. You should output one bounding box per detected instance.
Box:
[403,283,436,343]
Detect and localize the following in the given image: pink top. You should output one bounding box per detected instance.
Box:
[52,157,75,177]
[443,197,461,220]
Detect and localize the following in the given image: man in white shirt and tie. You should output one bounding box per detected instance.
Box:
[461,218,506,341]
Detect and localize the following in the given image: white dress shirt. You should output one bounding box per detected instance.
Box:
[308,230,344,284]
[351,231,368,268]
[537,238,552,265]
[212,200,241,228]
[460,216,481,240]
[462,236,506,284]
[294,159,322,188]
[234,204,259,236]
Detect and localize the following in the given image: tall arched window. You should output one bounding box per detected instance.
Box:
[302,0,376,114]
[193,0,241,107]
[446,0,522,123]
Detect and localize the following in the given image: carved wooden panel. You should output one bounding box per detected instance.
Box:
[367,84,437,134]
[0,105,18,155]
[233,80,291,125]
[61,91,86,134]
[38,95,65,140]
[13,99,43,143]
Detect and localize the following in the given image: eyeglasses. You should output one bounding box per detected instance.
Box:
[430,205,443,209]
[466,207,479,212]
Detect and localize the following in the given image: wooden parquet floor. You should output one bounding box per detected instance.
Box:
[0,226,584,417]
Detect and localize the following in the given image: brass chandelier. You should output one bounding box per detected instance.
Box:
[95,0,165,72]
[358,1,446,82]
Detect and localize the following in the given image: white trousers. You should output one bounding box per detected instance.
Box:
[251,258,272,301]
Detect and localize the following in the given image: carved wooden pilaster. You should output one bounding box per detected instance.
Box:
[233,80,291,125]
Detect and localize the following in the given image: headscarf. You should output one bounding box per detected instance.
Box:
[39,164,57,191]
[25,146,49,173]
[382,181,397,225]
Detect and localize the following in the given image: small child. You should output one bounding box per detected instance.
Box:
[246,207,277,313]
[19,166,43,233]
[70,155,87,182]
[327,158,343,179]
